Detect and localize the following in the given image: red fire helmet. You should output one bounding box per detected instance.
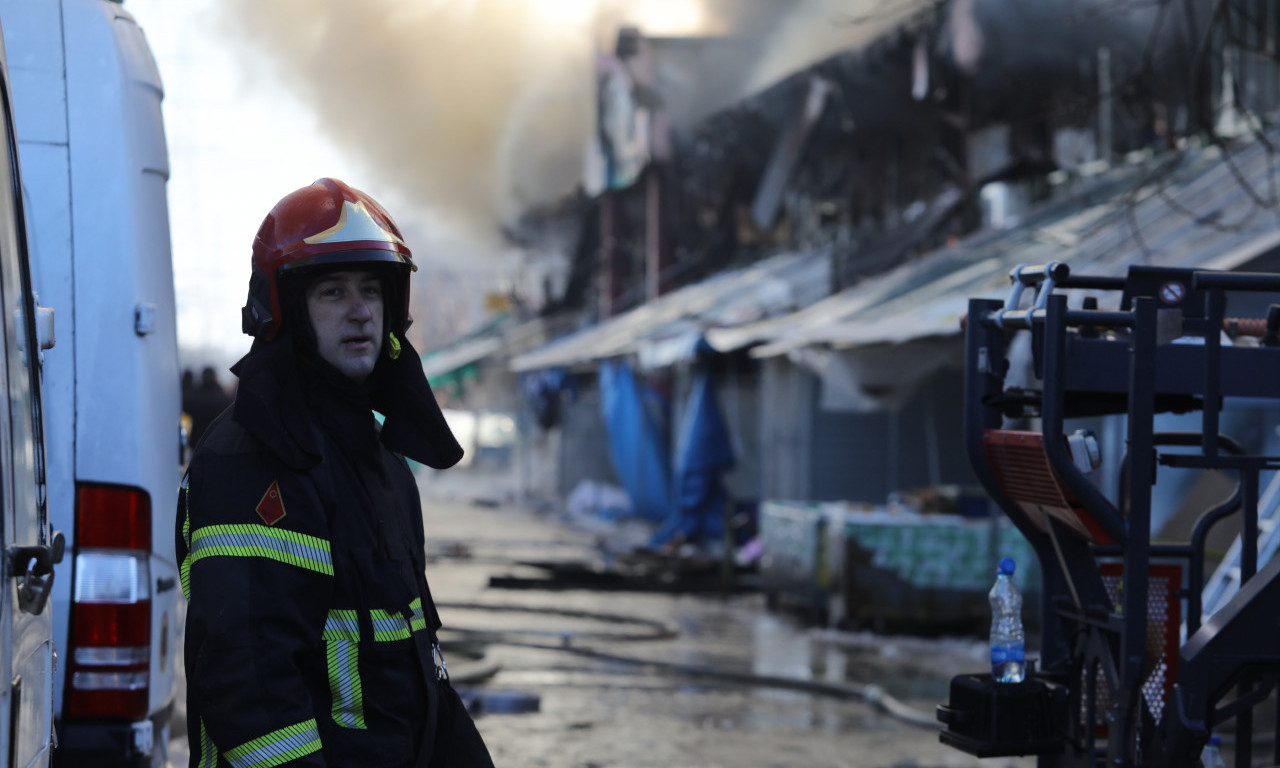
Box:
[242,177,416,341]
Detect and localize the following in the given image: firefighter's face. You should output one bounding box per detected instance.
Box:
[305,269,384,382]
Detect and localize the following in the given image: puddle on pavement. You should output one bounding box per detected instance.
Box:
[441,591,983,733]
[750,609,980,703]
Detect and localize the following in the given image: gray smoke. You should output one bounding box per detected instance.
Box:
[940,0,1205,93]
[746,0,937,91]
[216,0,1200,266]
[214,1,924,258]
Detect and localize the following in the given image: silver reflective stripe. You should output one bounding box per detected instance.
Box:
[224,718,322,768]
[324,609,366,729]
[323,610,360,642]
[326,638,365,729]
[190,524,333,576]
[369,609,411,642]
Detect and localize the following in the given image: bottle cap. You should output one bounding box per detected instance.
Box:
[1208,734,1221,746]
[999,557,1016,575]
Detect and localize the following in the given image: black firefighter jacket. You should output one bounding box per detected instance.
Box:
[178,410,464,767]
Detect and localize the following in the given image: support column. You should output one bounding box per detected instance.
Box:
[599,190,619,320]
[645,166,670,302]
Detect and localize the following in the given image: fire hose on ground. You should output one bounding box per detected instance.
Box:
[435,601,941,730]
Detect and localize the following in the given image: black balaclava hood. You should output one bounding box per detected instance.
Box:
[230,269,464,472]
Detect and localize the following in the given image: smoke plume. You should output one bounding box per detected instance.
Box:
[217,1,591,248]
[745,0,937,91]
[216,0,1195,268]
[215,1,923,261]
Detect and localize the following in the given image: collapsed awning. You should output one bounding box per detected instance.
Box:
[745,134,1280,358]
[509,248,832,372]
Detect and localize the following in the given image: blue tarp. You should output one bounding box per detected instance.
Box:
[654,368,737,546]
[599,361,672,524]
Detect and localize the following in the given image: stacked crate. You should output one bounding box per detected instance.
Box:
[760,499,1040,634]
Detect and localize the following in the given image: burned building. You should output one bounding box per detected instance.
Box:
[502,0,1280,538]
[531,0,1234,320]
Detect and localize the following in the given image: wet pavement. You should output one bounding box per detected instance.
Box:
[168,469,1037,768]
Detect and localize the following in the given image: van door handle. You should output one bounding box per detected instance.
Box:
[9,530,64,616]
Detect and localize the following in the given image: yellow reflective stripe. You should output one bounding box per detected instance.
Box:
[197,718,218,768]
[180,477,192,601]
[190,524,333,576]
[369,599,429,642]
[224,719,321,768]
[409,597,426,633]
[326,633,366,729]
[369,608,411,642]
[324,609,365,728]
[322,609,360,642]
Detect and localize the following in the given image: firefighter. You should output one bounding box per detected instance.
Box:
[177,178,494,767]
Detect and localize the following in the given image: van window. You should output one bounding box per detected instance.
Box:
[0,76,38,548]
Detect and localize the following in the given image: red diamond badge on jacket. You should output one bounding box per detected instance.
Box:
[256,481,287,526]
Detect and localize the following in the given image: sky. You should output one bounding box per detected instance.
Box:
[124,0,368,371]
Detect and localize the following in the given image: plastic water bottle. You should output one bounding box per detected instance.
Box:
[1200,734,1225,768]
[989,556,1026,683]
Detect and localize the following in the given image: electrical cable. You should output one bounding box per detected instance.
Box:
[436,601,941,731]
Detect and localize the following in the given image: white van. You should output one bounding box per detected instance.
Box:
[0,11,62,768]
[1,1,181,766]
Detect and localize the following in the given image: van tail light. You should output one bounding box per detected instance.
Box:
[66,484,151,720]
